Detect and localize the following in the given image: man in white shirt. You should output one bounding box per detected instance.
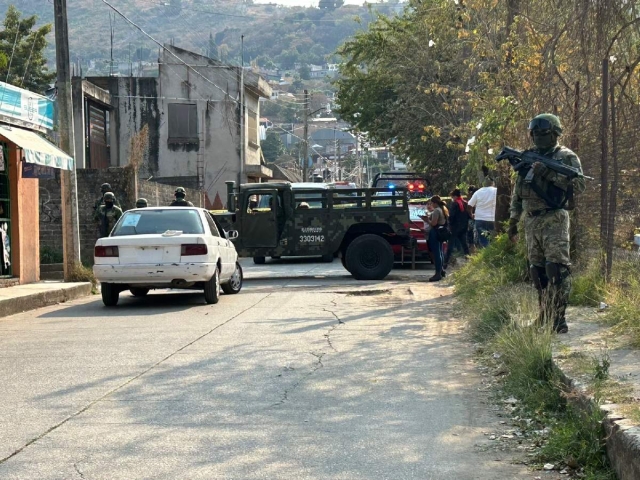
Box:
[468,177,497,248]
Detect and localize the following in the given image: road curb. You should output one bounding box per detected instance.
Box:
[554,361,640,480]
[243,273,434,282]
[0,283,93,318]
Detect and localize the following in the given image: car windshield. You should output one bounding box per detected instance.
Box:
[112,209,205,236]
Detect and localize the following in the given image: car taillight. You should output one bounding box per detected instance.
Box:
[408,183,415,190]
[95,246,119,257]
[181,244,208,256]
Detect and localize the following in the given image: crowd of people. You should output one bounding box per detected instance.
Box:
[421,178,497,283]
[93,184,194,238]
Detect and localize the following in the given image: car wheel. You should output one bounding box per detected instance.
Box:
[321,253,333,263]
[253,256,266,265]
[222,262,243,294]
[101,282,120,307]
[345,234,394,280]
[130,287,150,297]
[204,267,220,304]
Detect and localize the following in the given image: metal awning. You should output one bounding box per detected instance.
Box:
[0,124,74,171]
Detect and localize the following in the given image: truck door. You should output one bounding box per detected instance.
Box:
[241,190,279,248]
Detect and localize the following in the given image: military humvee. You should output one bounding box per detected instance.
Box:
[213,181,413,280]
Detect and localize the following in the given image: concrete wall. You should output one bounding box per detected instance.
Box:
[40,168,202,265]
[3,141,39,284]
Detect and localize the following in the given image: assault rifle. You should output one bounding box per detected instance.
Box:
[495,147,593,182]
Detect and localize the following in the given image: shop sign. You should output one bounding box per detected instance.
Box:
[22,162,55,179]
[0,81,54,133]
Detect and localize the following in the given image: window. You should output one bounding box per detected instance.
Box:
[112,209,204,236]
[205,213,220,237]
[168,103,198,142]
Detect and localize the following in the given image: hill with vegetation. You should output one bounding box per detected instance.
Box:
[5,1,403,75]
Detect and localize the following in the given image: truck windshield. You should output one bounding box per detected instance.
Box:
[112,209,205,236]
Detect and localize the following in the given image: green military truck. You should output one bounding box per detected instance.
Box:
[213,181,412,280]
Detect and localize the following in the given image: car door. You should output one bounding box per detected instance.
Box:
[241,189,279,248]
[202,211,228,276]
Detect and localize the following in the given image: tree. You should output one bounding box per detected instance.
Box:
[0,5,55,92]
[299,63,311,80]
[261,132,285,163]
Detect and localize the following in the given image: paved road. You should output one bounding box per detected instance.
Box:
[1,259,536,479]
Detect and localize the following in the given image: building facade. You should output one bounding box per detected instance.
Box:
[0,81,74,284]
[73,45,272,209]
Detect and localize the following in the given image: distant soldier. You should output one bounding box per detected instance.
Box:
[169,187,194,207]
[93,183,120,212]
[94,192,123,238]
[135,198,148,208]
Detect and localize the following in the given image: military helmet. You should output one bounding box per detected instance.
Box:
[175,187,186,195]
[136,198,148,208]
[528,114,563,135]
[103,192,116,202]
[101,183,112,192]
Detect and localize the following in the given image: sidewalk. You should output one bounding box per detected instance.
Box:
[555,307,640,480]
[0,281,93,319]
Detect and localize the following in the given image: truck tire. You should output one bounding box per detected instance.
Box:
[340,254,350,272]
[253,256,266,265]
[101,283,120,307]
[345,234,394,280]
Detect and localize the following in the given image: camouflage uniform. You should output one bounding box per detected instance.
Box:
[94,194,123,238]
[93,183,120,212]
[169,187,194,207]
[509,115,586,332]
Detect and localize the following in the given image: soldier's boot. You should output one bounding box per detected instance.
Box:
[529,265,549,326]
[546,262,571,334]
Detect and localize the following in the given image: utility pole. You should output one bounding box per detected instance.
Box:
[54,0,81,279]
[239,35,245,185]
[302,89,309,182]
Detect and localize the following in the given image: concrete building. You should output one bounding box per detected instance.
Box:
[73,45,272,209]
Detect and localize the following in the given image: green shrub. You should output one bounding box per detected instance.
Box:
[494,322,563,412]
[570,258,606,307]
[605,256,640,347]
[539,407,614,480]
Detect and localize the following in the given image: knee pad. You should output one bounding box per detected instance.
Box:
[545,262,570,286]
[529,265,548,291]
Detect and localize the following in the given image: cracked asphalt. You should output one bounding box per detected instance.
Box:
[0,259,540,479]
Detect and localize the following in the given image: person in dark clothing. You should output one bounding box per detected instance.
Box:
[169,187,194,206]
[466,185,478,251]
[422,195,449,282]
[444,189,470,269]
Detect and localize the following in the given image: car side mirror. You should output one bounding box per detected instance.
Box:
[226,230,239,240]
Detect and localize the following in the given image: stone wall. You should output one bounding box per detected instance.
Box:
[39,167,203,265]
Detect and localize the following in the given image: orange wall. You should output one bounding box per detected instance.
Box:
[5,140,40,284]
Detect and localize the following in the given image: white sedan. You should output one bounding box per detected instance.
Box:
[93,207,242,306]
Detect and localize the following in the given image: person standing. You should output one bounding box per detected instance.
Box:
[93,183,120,212]
[468,177,497,248]
[169,187,194,207]
[508,114,586,333]
[444,189,470,268]
[94,192,123,238]
[466,185,478,251]
[423,195,449,282]
[135,198,148,208]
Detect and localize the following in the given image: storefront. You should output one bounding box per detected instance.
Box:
[0,81,74,285]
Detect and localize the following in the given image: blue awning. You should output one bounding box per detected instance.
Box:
[0,124,74,171]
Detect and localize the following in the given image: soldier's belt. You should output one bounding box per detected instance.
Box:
[527,208,560,217]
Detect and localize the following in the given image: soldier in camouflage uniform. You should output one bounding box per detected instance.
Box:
[93,183,120,212]
[94,192,123,238]
[508,114,586,333]
[135,198,148,208]
[169,187,194,207]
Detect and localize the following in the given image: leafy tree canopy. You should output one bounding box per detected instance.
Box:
[0,5,55,93]
[261,131,285,163]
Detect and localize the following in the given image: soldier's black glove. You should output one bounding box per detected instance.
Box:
[507,218,518,239]
[532,162,549,177]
